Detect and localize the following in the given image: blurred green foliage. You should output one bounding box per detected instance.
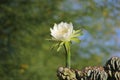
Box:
[0,0,120,80]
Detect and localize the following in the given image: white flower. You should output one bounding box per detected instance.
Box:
[49,22,81,52]
[50,22,73,41]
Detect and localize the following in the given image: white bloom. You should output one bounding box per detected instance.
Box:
[50,22,73,41]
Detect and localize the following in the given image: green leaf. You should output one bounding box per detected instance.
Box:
[57,45,62,52]
[71,38,80,43]
[46,38,61,42]
[71,30,82,38]
[51,43,59,50]
[74,30,81,34]
[72,33,81,38]
[57,42,64,52]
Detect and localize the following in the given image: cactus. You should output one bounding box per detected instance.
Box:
[57,57,120,80]
[104,57,120,80]
[57,67,77,80]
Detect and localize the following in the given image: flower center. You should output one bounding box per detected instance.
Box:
[59,29,68,35]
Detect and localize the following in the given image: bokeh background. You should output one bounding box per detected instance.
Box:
[0,0,120,80]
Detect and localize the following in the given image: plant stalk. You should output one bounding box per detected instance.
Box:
[64,42,71,68]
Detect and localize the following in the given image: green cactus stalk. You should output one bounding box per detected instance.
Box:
[64,42,71,69]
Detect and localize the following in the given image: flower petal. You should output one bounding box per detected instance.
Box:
[53,23,58,31]
[50,22,79,42]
